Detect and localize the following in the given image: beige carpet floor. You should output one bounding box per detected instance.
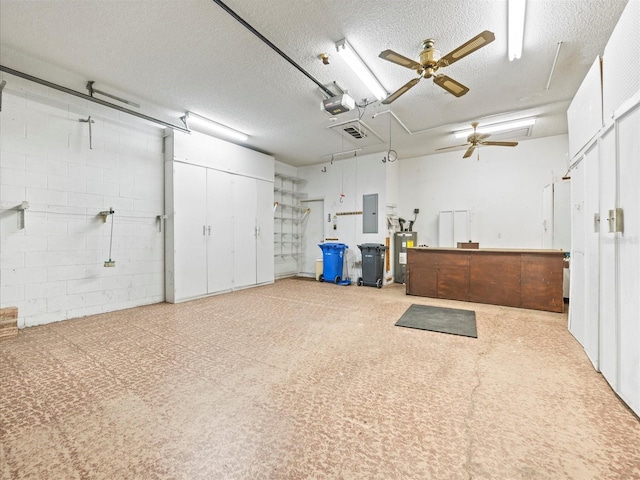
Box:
[1,278,639,479]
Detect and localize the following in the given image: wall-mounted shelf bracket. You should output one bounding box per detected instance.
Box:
[156,214,167,233]
[17,201,29,229]
[99,208,115,223]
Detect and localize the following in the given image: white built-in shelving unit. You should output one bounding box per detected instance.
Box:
[273,173,308,273]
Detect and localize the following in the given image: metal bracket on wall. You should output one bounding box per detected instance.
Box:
[156,214,167,233]
[16,201,29,229]
[99,208,115,223]
[0,80,6,112]
[79,116,95,149]
[86,81,140,108]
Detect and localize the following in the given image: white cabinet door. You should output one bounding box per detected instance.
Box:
[173,162,208,300]
[616,105,640,414]
[569,161,585,346]
[256,178,274,284]
[583,142,601,369]
[599,128,617,388]
[233,175,258,289]
[207,169,234,293]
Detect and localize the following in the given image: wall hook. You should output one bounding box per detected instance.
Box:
[321,167,327,173]
[79,116,95,149]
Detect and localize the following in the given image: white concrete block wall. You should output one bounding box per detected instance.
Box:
[0,75,165,328]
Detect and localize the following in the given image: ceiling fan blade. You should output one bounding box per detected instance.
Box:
[382,77,421,104]
[435,143,471,151]
[463,145,476,158]
[379,49,423,70]
[433,75,469,97]
[437,30,495,67]
[477,133,491,141]
[481,141,519,146]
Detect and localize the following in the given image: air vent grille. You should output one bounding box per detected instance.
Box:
[328,119,384,148]
[344,126,366,139]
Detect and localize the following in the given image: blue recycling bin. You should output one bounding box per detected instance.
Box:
[318,242,348,284]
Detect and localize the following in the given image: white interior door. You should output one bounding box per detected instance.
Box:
[438,210,453,247]
[453,210,469,244]
[207,169,234,294]
[301,199,324,276]
[616,105,640,413]
[233,175,258,289]
[599,127,617,388]
[255,178,274,284]
[542,184,554,248]
[173,162,208,300]
[583,142,601,369]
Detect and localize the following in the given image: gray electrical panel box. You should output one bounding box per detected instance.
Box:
[394,231,417,283]
[363,194,378,233]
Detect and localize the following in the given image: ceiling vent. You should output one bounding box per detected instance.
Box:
[328,119,385,148]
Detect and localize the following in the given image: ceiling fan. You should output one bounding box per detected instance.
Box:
[379,31,495,104]
[436,122,519,158]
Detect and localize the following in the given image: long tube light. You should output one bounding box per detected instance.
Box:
[184,111,249,142]
[453,117,536,139]
[508,0,527,61]
[336,39,387,101]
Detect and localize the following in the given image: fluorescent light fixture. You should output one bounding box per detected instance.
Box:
[335,39,387,101]
[184,111,249,142]
[453,117,536,139]
[508,0,526,61]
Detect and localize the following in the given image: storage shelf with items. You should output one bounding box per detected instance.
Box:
[273,173,308,270]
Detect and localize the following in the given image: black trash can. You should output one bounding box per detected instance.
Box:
[357,243,387,288]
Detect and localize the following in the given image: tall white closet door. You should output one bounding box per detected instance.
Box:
[599,128,617,387]
[255,178,274,284]
[569,161,585,346]
[583,143,601,369]
[173,162,208,300]
[207,169,234,293]
[233,175,258,289]
[616,105,640,413]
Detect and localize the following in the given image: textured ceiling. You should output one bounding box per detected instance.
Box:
[0,0,630,166]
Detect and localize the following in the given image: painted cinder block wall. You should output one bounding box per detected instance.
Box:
[0,76,165,328]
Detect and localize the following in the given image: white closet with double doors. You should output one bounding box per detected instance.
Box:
[568,0,639,416]
[165,130,274,303]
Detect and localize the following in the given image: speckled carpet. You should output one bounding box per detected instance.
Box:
[1,278,639,479]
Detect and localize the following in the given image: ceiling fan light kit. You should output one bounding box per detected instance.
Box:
[335,38,388,101]
[508,0,527,61]
[379,31,495,103]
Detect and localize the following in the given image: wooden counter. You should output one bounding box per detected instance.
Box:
[406,247,565,312]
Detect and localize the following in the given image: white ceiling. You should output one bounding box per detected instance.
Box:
[0,0,629,166]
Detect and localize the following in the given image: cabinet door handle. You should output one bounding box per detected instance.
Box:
[208,226,211,235]
[203,225,206,235]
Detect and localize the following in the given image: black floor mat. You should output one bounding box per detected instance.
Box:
[395,304,477,338]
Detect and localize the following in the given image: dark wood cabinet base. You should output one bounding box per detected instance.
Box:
[406,248,565,313]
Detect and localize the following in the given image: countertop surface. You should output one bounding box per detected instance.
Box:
[411,247,566,255]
